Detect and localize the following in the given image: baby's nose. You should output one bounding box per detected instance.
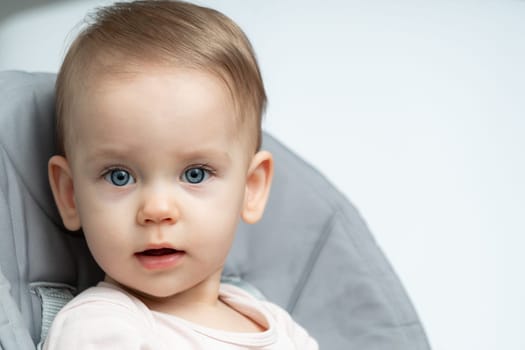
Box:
[136,190,179,225]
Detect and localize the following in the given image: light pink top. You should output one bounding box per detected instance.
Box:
[43,282,318,349]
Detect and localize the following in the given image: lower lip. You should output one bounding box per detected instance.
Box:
[135,251,185,270]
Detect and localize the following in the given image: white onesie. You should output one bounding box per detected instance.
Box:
[43,281,318,349]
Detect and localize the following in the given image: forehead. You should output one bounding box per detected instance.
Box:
[67,67,248,160]
[80,65,230,110]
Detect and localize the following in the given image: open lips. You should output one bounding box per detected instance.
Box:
[138,248,180,256]
[135,248,185,270]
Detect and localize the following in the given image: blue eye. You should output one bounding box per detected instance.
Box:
[104,169,135,186]
[182,167,210,184]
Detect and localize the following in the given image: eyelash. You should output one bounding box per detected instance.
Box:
[186,163,215,174]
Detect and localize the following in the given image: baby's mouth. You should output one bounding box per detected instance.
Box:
[135,248,185,270]
[138,248,180,256]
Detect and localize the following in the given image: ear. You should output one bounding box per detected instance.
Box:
[241,150,274,224]
[48,155,81,231]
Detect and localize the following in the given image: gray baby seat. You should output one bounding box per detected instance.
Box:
[0,71,430,350]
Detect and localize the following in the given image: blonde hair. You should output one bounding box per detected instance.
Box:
[55,0,266,155]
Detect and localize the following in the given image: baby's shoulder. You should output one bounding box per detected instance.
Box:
[220,283,295,329]
[43,283,158,349]
[219,284,318,349]
[61,282,147,316]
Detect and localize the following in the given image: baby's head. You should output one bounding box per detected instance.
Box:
[48,0,273,300]
[56,0,266,158]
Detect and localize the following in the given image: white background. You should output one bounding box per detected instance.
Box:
[1,1,524,349]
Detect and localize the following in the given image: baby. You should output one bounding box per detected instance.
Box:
[44,0,318,349]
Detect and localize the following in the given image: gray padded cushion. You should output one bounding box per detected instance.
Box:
[0,71,430,349]
[0,71,103,350]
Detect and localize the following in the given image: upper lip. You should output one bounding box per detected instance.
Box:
[136,243,182,254]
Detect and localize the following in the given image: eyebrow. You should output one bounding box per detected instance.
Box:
[83,146,132,163]
[84,146,232,164]
[172,148,232,164]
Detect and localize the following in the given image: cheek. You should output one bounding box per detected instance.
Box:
[75,178,134,219]
[187,184,245,246]
[213,180,246,217]
[79,207,132,277]
[80,209,122,257]
[74,187,132,249]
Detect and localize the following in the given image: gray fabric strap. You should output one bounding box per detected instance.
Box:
[31,284,75,349]
[0,268,35,350]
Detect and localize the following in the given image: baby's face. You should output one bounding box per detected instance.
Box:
[66,67,253,301]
